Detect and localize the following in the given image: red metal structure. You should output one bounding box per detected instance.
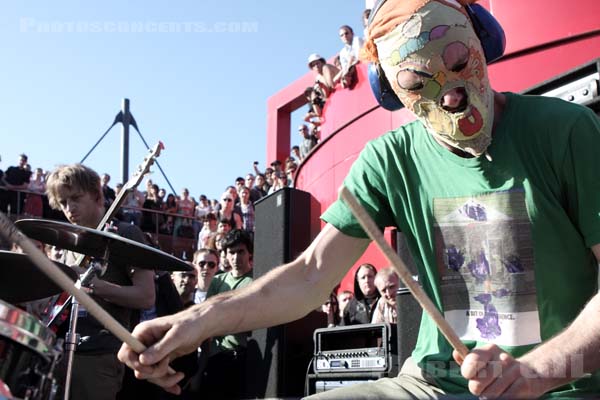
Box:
[265,0,600,292]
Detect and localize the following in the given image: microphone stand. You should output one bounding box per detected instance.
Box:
[62,256,108,400]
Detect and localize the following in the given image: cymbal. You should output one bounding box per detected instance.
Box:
[0,250,79,304]
[15,219,192,272]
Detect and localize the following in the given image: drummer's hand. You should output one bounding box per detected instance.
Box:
[453,344,545,399]
[118,310,203,394]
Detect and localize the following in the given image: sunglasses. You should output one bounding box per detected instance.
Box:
[222,198,233,202]
[197,261,217,269]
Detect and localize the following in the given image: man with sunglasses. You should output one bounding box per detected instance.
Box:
[334,24,363,89]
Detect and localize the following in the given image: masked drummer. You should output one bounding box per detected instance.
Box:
[118,1,600,398]
[46,164,155,400]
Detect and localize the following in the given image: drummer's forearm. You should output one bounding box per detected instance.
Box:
[193,225,369,339]
[519,292,600,393]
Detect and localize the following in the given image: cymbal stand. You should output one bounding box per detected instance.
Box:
[62,256,108,400]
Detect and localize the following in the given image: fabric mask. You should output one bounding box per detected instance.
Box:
[374,0,495,157]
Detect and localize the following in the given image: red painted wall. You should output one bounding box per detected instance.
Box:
[265,0,600,294]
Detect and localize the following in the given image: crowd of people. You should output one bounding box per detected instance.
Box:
[319,263,401,328]
[0,152,301,254]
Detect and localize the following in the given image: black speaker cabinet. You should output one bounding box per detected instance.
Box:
[253,186,312,271]
[396,288,421,368]
[393,230,421,369]
[247,187,325,398]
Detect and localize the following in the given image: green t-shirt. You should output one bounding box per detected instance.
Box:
[206,269,253,355]
[322,93,600,397]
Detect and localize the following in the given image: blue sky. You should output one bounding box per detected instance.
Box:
[0,0,365,201]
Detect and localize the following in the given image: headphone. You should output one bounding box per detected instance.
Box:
[367,1,506,111]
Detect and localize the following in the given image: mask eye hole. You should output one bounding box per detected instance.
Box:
[443,41,469,73]
[397,69,432,92]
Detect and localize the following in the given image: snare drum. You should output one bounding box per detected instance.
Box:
[0,300,60,400]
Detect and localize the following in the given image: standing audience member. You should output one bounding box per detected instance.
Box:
[198,229,254,399]
[192,248,219,304]
[197,213,218,250]
[245,174,262,203]
[285,160,297,186]
[195,194,212,219]
[101,173,116,209]
[299,124,319,159]
[342,263,380,325]
[362,9,372,40]
[174,188,195,238]
[141,183,162,232]
[335,25,363,89]
[224,185,240,207]
[216,192,242,229]
[218,247,231,273]
[371,267,400,324]
[238,186,255,233]
[1,153,31,214]
[160,194,177,235]
[46,163,154,400]
[291,145,302,162]
[337,290,354,321]
[23,167,45,217]
[172,266,198,309]
[121,187,144,226]
[321,292,341,327]
[303,86,325,124]
[254,174,269,198]
[307,53,340,99]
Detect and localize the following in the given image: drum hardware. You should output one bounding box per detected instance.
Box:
[59,250,109,400]
[0,299,61,400]
[0,251,78,304]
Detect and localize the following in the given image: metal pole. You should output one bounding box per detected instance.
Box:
[121,98,130,184]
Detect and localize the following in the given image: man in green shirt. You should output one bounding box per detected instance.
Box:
[120,1,600,398]
[199,229,253,398]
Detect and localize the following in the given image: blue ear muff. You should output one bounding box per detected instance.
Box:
[367,1,506,112]
[465,4,506,64]
[368,63,404,111]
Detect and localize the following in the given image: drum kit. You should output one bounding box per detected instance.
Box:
[0,218,192,400]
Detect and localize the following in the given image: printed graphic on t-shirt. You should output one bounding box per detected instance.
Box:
[433,190,541,346]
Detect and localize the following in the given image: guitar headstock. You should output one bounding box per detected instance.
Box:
[124,141,164,191]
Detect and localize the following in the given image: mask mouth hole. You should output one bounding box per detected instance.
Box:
[441,87,468,113]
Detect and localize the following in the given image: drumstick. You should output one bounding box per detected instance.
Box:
[0,212,177,373]
[339,186,469,358]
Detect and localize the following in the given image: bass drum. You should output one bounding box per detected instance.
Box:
[0,299,60,400]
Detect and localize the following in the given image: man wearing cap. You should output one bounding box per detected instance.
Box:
[307,53,340,99]
[120,1,600,398]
